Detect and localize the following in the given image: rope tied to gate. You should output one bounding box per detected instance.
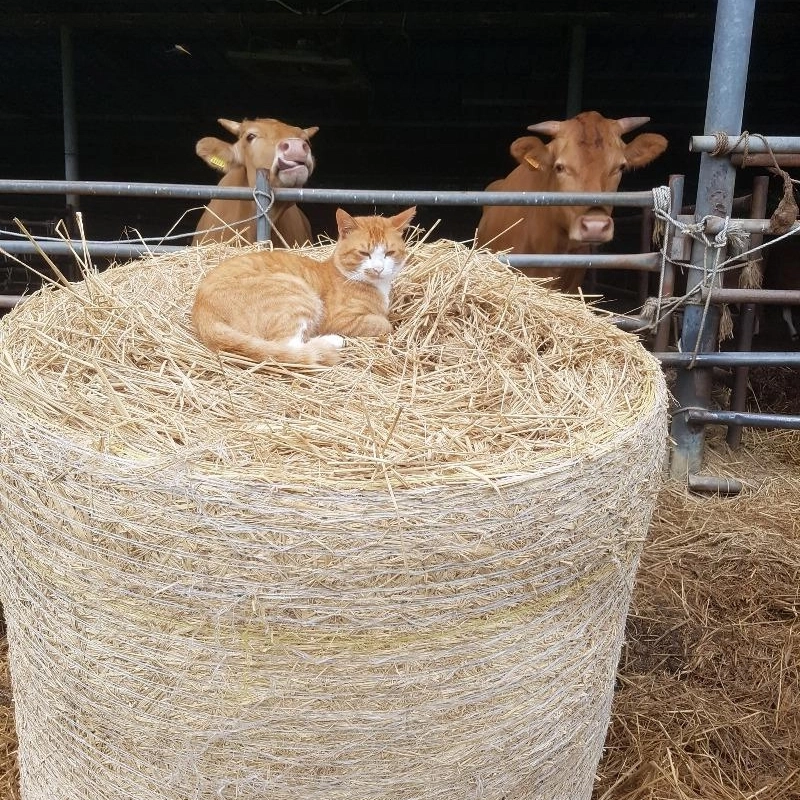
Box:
[709,130,799,234]
[648,185,750,360]
[253,182,275,219]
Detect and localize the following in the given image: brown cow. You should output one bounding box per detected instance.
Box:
[193,117,319,247]
[475,111,668,293]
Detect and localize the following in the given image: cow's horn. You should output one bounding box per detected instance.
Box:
[526,121,562,137]
[616,116,651,134]
[217,118,242,136]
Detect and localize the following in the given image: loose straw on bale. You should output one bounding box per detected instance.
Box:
[0,237,668,800]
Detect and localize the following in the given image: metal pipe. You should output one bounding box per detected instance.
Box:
[638,207,653,306]
[726,174,768,449]
[0,239,661,271]
[686,408,800,430]
[698,216,800,235]
[60,25,80,212]
[656,351,800,366]
[731,153,800,167]
[670,0,756,480]
[0,241,184,257]
[691,134,800,154]
[566,23,586,118]
[254,169,271,243]
[0,179,656,208]
[700,287,800,305]
[687,474,743,495]
[653,175,685,353]
[502,252,660,271]
[608,314,651,332]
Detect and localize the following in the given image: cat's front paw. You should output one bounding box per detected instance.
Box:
[316,334,346,349]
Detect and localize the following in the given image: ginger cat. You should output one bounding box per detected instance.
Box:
[192,206,416,366]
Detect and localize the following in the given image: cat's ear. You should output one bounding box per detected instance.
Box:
[196,137,237,173]
[390,206,416,231]
[335,208,359,236]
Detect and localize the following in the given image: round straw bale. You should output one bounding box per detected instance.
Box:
[0,238,668,800]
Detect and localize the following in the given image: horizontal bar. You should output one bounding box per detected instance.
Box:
[0,295,23,309]
[1,240,663,270]
[609,314,651,331]
[690,135,800,154]
[686,409,800,430]
[0,241,185,257]
[687,474,743,495]
[655,351,800,366]
[503,252,660,271]
[701,287,800,305]
[291,188,656,207]
[732,153,800,167]
[0,179,657,208]
[697,215,800,235]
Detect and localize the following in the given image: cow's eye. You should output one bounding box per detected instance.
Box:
[245,132,257,142]
[554,163,566,173]
[617,163,627,173]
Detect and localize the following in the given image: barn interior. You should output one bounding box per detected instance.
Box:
[2,2,799,288]
[0,6,799,800]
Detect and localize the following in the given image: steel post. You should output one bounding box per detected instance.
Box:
[255,169,272,243]
[566,24,586,118]
[60,25,80,213]
[727,174,768,449]
[653,175,685,353]
[670,0,756,480]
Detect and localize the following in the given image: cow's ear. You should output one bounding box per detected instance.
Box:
[335,208,359,236]
[303,126,320,139]
[624,133,668,169]
[510,137,551,171]
[389,206,416,231]
[196,137,237,173]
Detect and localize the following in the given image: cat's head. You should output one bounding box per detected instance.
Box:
[332,207,416,289]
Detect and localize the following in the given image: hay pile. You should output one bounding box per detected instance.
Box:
[596,427,800,799]
[0,238,667,800]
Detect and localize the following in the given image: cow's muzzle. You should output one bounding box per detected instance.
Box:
[572,208,614,243]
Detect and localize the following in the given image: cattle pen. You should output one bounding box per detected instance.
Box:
[1,165,799,488]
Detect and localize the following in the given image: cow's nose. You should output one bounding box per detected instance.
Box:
[579,215,614,241]
[279,139,308,153]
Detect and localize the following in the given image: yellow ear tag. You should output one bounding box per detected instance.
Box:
[525,156,541,170]
[208,155,227,171]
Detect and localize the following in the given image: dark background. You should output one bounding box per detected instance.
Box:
[0,2,797,270]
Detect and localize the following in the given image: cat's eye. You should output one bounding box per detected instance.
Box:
[385,250,397,257]
[358,249,371,258]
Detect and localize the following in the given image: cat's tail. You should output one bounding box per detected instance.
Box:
[198,322,343,366]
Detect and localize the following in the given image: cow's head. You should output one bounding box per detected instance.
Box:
[196,117,319,189]
[510,111,668,244]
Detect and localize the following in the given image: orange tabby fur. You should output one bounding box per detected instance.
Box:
[192,206,416,365]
